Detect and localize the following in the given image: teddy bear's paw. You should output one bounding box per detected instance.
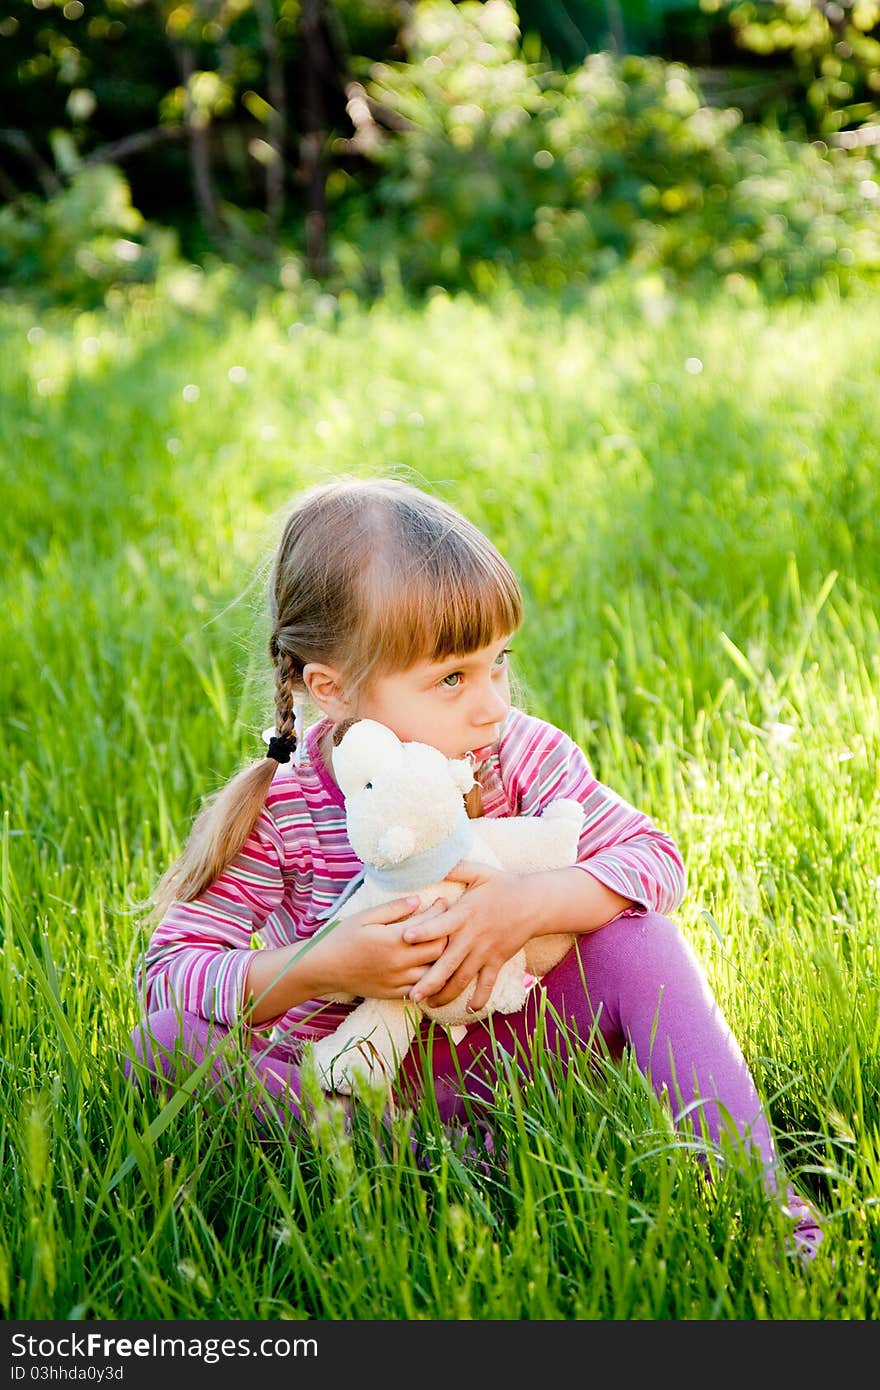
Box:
[349,1036,395,1090]
[324,1067,354,1096]
[308,1041,354,1095]
[316,1036,395,1096]
[422,957,529,1025]
[477,959,531,1015]
[542,797,585,824]
[422,993,481,1027]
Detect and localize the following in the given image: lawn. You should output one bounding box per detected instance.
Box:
[1,271,879,1319]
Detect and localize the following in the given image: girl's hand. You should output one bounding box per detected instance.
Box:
[403,861,536,1014]
[309,896,449,1000]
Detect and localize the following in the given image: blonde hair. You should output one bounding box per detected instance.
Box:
[151,476,523,915]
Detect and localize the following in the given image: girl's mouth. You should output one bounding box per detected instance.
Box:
[469,744,495,765]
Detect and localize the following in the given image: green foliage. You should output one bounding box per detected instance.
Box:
[3,0,879,305]
[721,0,880,136]
[0,0,179,181]
[0,0,400,220]
[337,0,880,298]
[0,164,177,307]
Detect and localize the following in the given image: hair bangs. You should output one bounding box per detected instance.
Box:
[358,533,522,682]
[428,551,522,660]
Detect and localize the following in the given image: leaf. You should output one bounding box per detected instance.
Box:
[697,908,724,946]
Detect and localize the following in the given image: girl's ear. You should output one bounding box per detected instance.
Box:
[302,662,350,720]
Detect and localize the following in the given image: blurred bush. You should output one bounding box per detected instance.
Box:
[333,0,880,298]
[2,0,878,305]
[720,0,880,137]
[0,164,177,307]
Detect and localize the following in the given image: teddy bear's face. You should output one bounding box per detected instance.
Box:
[335,719,475,868]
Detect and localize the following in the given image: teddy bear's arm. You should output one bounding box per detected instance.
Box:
[472,798,585,874]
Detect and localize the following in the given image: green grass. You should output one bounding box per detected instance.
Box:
[1,270,879,1319]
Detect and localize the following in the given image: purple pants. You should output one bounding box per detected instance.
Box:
[126,911,779,1181]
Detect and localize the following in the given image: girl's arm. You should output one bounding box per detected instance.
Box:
[503,713,687,916]
[137,807,288,1026]
[244,896,448,1026]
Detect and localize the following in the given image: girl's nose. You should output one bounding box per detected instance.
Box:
[475,684,509,723]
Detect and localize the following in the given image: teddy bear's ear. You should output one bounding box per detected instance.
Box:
[334,718,403,798]
[449,756,476,796]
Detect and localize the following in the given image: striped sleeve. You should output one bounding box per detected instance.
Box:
[137,804,289,1026]
[501,713,687,916]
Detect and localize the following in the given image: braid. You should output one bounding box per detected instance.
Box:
[150,643,303,916]
[273,648,298,741]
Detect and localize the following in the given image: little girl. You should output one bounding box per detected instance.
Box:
[130,474,823,1259]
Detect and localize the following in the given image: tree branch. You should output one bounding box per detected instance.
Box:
[0,129,62,196]
[80,124,188,168]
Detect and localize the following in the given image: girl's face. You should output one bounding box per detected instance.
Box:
[351,634,514,763]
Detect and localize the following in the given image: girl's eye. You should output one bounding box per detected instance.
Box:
[441,672,462,688]
[494,648,511,667]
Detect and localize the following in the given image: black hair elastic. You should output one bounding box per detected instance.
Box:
[267,731,297,764]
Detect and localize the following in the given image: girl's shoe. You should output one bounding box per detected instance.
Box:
[785,1190,825,1263]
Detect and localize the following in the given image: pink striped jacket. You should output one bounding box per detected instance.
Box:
[137,707,687,1038]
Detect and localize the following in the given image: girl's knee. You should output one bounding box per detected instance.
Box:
[577,910,697,976]
[125,1009,212,1083]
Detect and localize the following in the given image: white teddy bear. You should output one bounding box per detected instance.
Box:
[308,718,584,1096]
